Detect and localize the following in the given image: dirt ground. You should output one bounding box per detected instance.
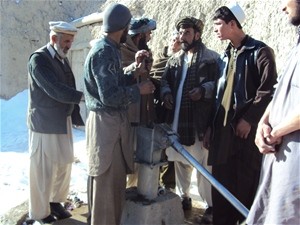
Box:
[1,198,207,225]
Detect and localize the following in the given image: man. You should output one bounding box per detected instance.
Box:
[122,17,157,127]
[150,30,181,191]
[150,30,181,82]
[27,21,84,224]
[160,16,218,223]
[151,30,181,114]
[205,2,277,225]
[120,17,157,188]
[246,0,300,224]
[83,3,155,225]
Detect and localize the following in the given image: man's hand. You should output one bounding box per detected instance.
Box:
[255,122,277,154]
[135,50,149,67]
[163,93,173,110]
[189,87,202,101]
[235,118,251,139]
[203,127,211,149]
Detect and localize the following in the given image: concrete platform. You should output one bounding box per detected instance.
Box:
[121,188,185,225]
[1,170,209,225]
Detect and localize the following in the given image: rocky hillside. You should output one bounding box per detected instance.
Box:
[0,0,298,99]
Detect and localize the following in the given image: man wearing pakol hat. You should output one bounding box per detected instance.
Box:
[27,21,84,224]
[203,2,277,224]
[83,3,155,225]
[120,17,157,188]
[122,17,157,126]
[160,16,219,223]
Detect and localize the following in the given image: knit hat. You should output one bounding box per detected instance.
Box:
[49,21,78,35]
[128,18,156,36]
[226,2,245,25]
[102,3,132,33]
[175,17,204,37]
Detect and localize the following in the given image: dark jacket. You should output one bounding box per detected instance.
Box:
[209,35,277,168]
[161,42,219,140]
[214,35,277,128]
[27,44,83,134]
[84,37,140,113]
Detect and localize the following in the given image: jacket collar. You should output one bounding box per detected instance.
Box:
[103,35,121,49]
[225,35,258,55]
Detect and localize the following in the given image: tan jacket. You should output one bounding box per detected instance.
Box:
[121,35,156,126]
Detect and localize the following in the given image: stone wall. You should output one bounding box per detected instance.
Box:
[0,0,105,99]
[0,0,298,99]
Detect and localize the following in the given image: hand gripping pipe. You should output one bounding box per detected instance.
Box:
[158,124,249,218]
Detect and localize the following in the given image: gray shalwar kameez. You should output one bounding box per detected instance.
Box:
[246,42,300,225]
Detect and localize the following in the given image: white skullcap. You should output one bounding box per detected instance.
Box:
[227,2,245,25]
[49,21,78,35]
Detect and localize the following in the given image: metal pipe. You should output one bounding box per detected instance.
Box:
[168,134,249,218]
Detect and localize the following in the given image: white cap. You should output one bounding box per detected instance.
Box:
[49,21,78,35]
[227,2,245,25]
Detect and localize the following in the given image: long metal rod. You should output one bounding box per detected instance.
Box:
[168,135,249,218]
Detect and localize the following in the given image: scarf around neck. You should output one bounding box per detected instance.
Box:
[177,41,203,146]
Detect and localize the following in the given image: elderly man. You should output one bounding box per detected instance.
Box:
[205,2,277,225]
[83,3,155,225]
[246,0,300,224]
[161,17,219,224]
[27,21,84,224]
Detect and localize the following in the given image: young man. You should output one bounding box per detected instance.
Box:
[205,2,277,225]
[161,16,219,223]
[83,3,155,225]
[27,21,84,224]
[246,0,300,224]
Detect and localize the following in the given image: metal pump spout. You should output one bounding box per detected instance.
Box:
[135,123,249,218]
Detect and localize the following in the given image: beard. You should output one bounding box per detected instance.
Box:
[137,35,149,51]
[181,37,197,52]
[120,29,128,43]
[54,42,67,59]
[291,5,300,26]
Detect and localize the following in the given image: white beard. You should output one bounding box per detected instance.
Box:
[54,43,67,59]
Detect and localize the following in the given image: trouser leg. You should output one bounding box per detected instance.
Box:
[196,145,212,207]
[50,163,72,202]
[212,162,239,225]
[90,143,127,225]
[175,161,193,197]
[29,150,53,220]
[126,125,138,188]
[236,159,261,223]
[87,176,93,225]
[160,161,175,189]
